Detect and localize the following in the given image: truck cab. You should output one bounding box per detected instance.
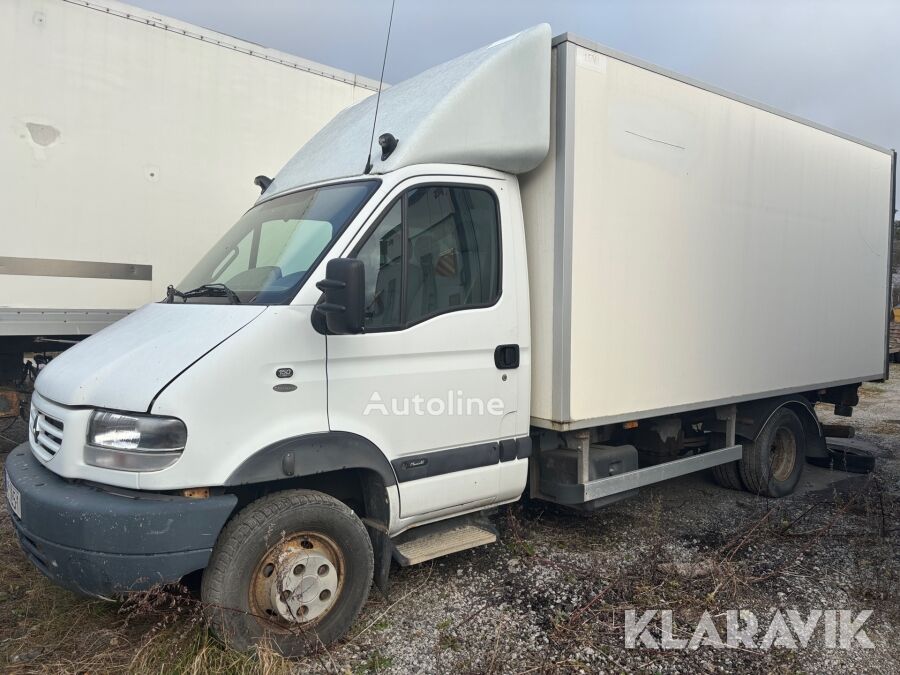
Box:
[6,23,892,655]
[6,20,559,649]
[8,163,536,652]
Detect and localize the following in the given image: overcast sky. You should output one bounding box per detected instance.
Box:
[130,0,897,201]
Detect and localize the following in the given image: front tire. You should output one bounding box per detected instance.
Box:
[739,408,805,498]
[201,489,373,655]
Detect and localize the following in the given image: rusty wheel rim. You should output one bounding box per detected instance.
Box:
[250,532,345,630]
[769,427,797,482]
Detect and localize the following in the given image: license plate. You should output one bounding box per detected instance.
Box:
[5,472,21,519]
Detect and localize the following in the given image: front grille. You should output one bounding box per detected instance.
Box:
[30,406,64,460]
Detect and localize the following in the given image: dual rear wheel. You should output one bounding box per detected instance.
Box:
[712,407,806,497]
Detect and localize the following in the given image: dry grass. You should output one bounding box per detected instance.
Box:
[0,573,294,674]
[1,479,896,674]
[495,473,899,672]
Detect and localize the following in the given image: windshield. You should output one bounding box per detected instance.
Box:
[177,180,379,304]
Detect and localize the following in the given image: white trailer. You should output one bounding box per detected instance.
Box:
[0,0,376,362]
[6,25,895,653]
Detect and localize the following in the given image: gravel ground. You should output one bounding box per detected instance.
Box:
[314,367,900,674]
[1,367,898,673]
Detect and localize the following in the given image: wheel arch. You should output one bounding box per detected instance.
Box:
[225,431,397,488]
[735,395,827,459]
[222,431,396,595]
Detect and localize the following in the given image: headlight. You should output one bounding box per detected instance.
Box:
[86,410,187,471]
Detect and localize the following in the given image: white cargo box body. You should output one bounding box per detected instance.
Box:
[0,0,377,335]
[522,35,895,430]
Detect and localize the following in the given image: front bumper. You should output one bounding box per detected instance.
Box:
[4,443,237,598]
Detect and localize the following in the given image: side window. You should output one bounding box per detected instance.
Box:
[405,186,500,324]
[352,185,500,330]
[355,201,403,329]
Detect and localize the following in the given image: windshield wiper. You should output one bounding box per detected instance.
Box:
[166,283,241,304]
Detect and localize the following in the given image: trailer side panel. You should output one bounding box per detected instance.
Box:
[525,39,893,429]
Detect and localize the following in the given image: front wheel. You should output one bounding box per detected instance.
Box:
[201,490,374,655]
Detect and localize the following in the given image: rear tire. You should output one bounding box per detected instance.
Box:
[709,433,744,491]
[739,408,805,498]
[201,489,373,655]
[712,461,745,491]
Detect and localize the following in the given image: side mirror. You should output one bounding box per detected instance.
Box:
[315,258,365,334]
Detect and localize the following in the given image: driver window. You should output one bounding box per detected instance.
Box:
[352,184,500,330]
[405,186,500,324]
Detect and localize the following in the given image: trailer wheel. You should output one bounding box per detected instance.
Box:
[201,489,373,655]
[739,408,805,497]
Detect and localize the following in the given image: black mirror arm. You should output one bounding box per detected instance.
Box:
[317,302,347,314]
[316,278,345,291]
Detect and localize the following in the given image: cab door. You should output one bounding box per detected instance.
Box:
[326,176,519,518]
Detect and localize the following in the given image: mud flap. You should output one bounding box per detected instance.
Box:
[368,525,392,599]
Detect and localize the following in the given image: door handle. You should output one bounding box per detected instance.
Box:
[494,344,519,370]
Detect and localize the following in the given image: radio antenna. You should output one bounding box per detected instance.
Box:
[365,0,396,174]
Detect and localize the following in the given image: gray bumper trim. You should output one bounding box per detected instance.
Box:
[5,444,237,597]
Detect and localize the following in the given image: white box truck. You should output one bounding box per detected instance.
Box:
[5,25,895,653]
[0,0,377,393]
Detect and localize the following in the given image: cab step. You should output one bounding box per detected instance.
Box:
[391,517,497,566]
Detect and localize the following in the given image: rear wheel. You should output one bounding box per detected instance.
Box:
[201,489,373,655]
[709,433,744,491]
[711,460,745,491]
[739,408,805,497]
